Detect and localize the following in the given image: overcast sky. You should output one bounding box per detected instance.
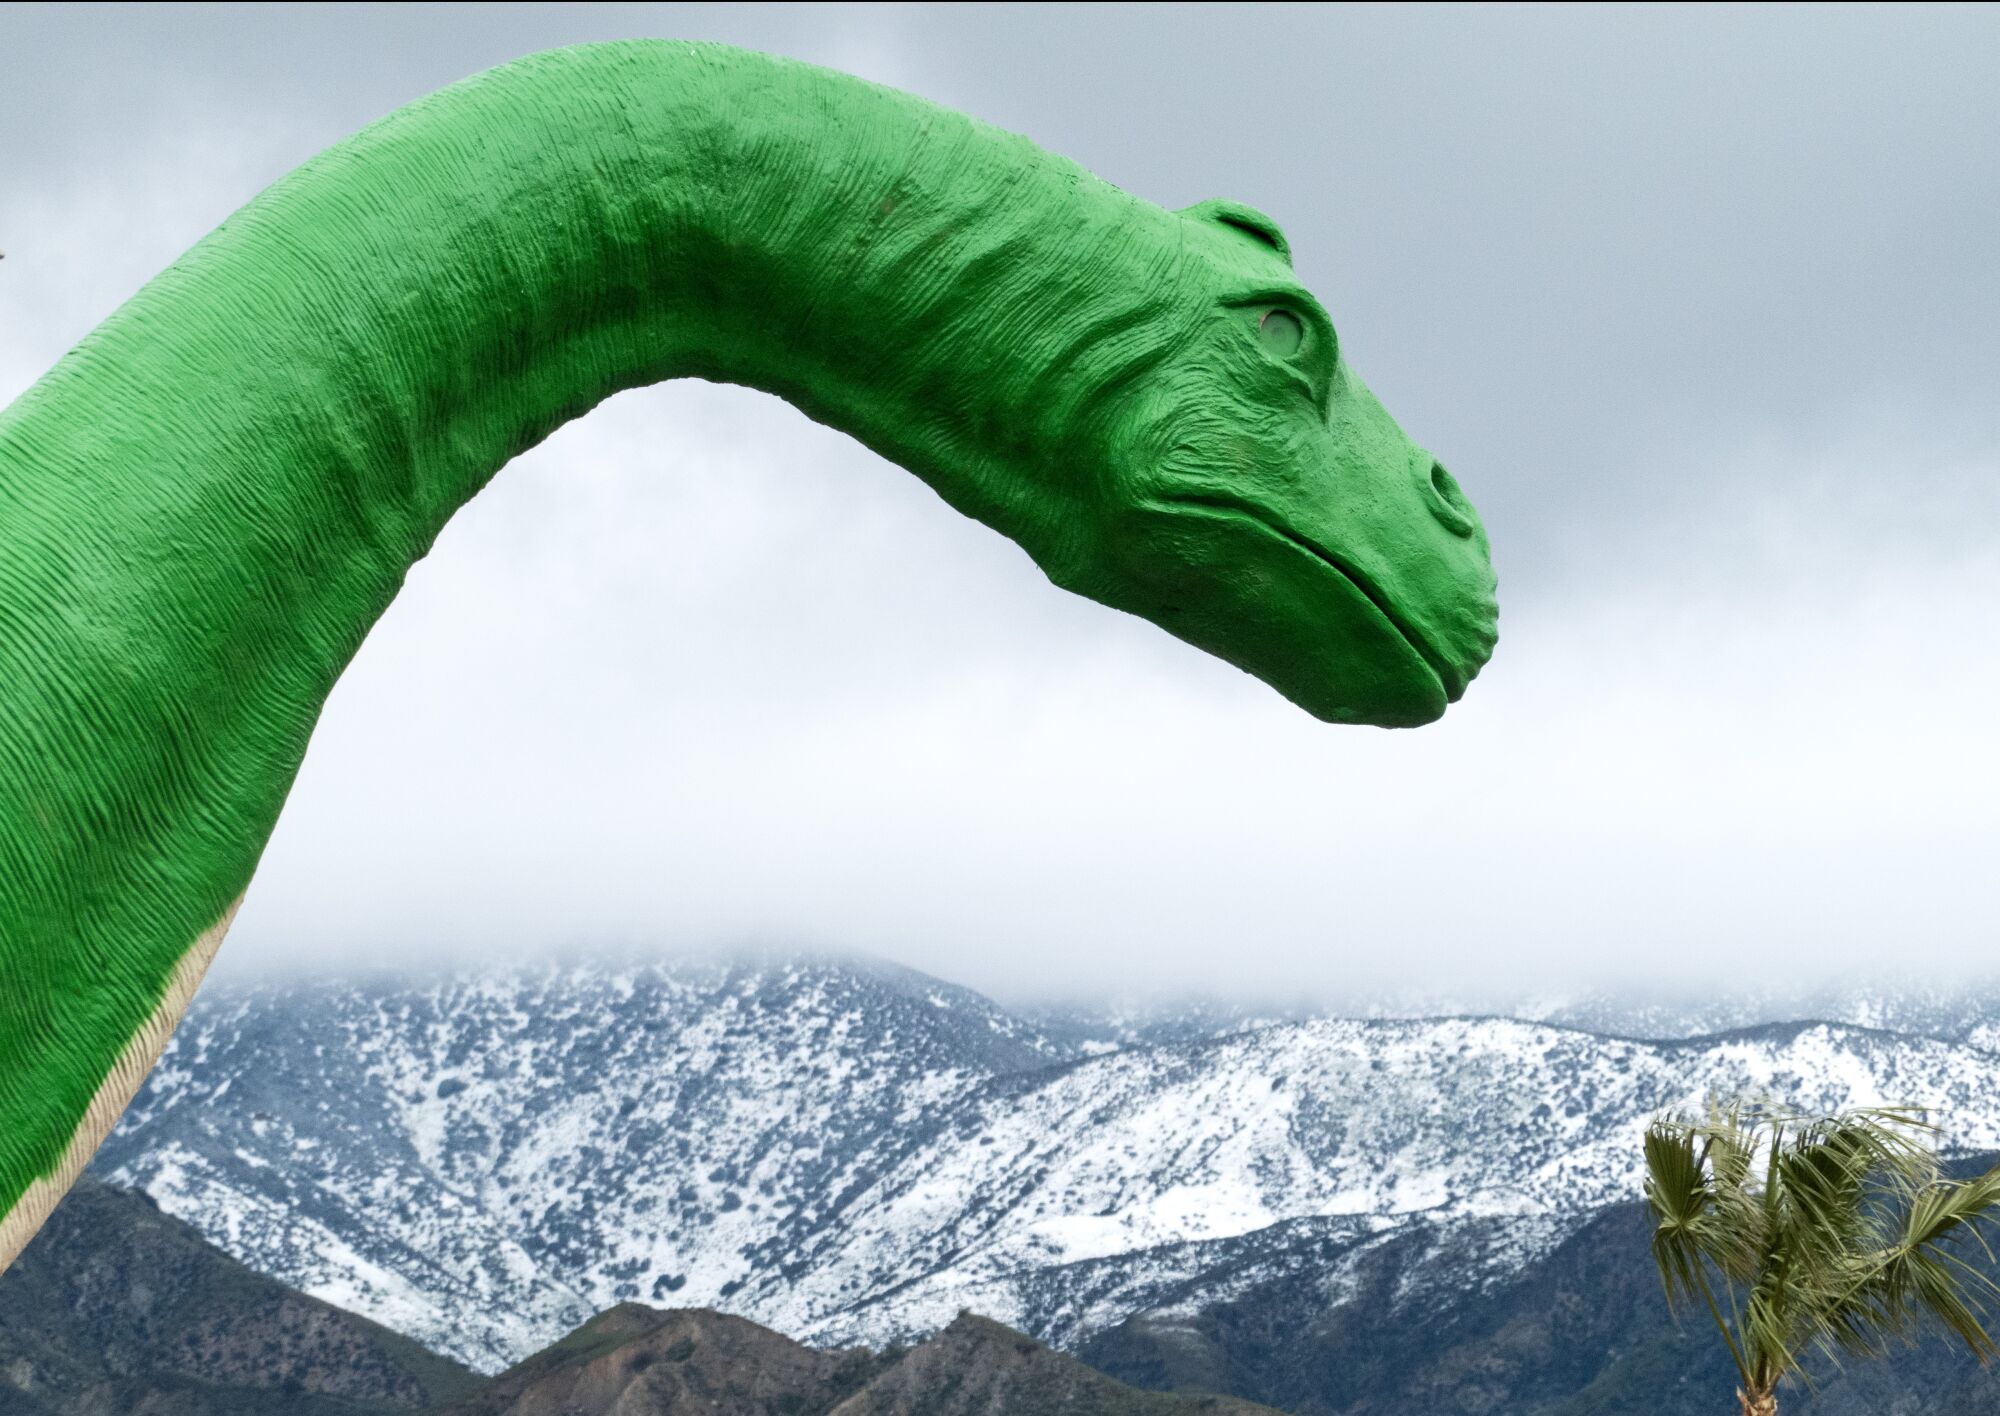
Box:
[3,4,1997,1005]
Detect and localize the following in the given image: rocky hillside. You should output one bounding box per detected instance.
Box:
[436,1305,890,1416]
[92,957,2000,1376]
[444,1305,1280,1416]
[0,1178,478,1416]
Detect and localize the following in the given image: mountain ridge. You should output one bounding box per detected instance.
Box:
[94,955,2000,1374]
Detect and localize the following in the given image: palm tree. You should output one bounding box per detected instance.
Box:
[1644,1103,2000,1414]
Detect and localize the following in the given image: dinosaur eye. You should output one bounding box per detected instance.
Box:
[1258,308,1305,357]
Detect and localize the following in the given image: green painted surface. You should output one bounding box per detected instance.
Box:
[0,42,1496,1248]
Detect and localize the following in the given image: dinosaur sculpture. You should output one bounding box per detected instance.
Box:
[0,41,1497,1272]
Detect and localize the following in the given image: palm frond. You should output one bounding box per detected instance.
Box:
[1646,1118,1759,1288]
[1855,1168,2000,1359]
[1642,1100,2000,1403]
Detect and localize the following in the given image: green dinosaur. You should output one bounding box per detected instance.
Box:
[0,41,1497,1269]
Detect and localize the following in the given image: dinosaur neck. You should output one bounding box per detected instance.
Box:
[0,41,1166,1255]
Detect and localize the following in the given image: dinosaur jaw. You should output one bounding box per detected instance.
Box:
[0,898,240,1274]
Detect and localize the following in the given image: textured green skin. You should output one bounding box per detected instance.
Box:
[0,43,1496,1255]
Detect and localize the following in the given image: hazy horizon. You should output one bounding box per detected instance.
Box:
[4,4,1997,1002]
[148,934,2000,1032]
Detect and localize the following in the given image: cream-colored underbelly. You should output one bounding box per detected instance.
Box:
[0,897,240,1274]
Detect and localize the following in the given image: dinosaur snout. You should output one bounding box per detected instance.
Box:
[1393,451,1498,703]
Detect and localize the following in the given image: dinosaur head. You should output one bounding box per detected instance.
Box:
[1052,199,1498,727]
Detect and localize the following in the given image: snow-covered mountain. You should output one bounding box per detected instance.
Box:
[1029,980,2000,1050]
[94,956,2000,1373]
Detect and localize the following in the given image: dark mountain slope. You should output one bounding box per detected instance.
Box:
[832,1312,1279,1415]
[1084,1163,2000,1415]
[0,1178,478,1416]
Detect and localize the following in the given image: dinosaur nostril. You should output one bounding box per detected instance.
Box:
[1426,460,1475,536]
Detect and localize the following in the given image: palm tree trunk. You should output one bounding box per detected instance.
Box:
[1737,1387,1777,1416]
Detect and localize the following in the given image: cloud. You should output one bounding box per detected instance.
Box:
[227,382,2000,1003]
[5,9,1998,1006]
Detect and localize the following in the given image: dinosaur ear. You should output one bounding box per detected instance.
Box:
[1180,198,1292,265]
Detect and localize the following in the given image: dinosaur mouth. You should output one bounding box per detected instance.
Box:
[1155,494,1463,701]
